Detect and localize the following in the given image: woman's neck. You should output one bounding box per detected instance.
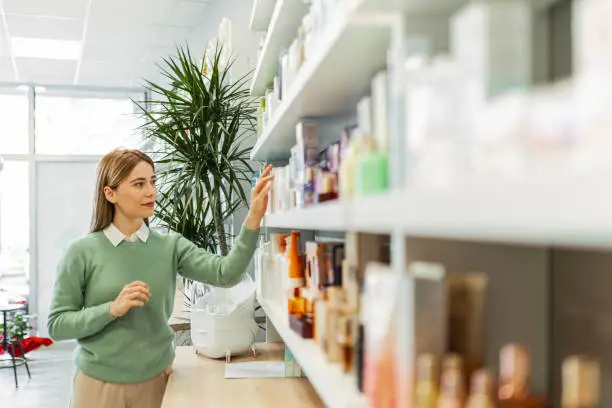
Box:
[112,212,143,236]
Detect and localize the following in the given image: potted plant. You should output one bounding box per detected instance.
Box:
[135,43,258,310]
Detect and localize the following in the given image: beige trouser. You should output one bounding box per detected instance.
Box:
[69,367,172,408]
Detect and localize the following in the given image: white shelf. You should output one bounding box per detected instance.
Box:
[355,0,561,13]
[266,201,348,231]
[251,13,392,161]
[262,177,612,248]
[259,298,368,408]
[250,0,309,97]
[355,0,465,14]
[250,0,277,31]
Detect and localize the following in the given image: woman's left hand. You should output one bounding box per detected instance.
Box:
[245,165,274,230]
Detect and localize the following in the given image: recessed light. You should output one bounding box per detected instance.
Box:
[11,37,81,60]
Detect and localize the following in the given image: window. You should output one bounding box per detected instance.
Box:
[0,92,29,154]
[0,161,29,277]
[35,95,144,155]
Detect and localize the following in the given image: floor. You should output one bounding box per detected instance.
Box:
[0,340,76,408]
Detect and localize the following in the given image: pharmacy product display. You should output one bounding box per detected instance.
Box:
[253,231,602,408]
[248,0,609,407]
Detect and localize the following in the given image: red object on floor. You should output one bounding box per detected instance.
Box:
[0,336,53,357]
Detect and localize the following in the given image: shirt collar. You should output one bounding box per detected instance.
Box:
[103,222,149,247]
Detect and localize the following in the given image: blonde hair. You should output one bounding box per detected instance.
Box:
[90,149,155,233]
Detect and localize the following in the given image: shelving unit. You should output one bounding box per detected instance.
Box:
[259,298,368,408]
[250,0,309,97]
[250,0,276,31]
[247,0,603,407]
[251,12,392,161]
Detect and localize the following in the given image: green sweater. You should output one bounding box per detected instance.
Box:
[47,226,259,383]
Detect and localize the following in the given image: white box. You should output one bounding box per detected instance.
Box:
[573,0,612,75]
[451,0,532,100]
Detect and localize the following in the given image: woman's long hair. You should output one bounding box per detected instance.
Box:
[90,149,155,233]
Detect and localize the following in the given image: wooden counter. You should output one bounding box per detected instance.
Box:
[162,343,324,408]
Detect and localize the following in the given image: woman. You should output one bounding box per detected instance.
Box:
[47,149,272,408]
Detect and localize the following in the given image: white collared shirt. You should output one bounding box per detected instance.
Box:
[103,222,150,247]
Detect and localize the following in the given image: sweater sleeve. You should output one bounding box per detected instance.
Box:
[47,243,117,341]
[176,225,260,287]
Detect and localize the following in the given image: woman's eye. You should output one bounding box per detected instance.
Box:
[135,182,144,187]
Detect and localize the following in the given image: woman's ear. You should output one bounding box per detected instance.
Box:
[103,186,117,204]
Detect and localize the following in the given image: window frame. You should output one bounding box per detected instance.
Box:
[0,83,146,319]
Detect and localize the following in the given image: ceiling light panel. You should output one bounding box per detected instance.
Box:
[6,14,83,41]
[3,0,89,19]
[12,37,81,60]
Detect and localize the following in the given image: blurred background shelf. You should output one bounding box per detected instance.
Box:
[251,13,392,161]
[250,0,276,31]
[250,0,309,97]
[354,0,563,13]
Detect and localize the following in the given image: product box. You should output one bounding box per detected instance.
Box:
[305,241,328,288]
[296,120,320,168]
[573,0,612,75]
[446,271,488,378]
[451,0,532,100]
[395,262,449,407]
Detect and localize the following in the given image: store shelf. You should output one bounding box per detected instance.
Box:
[261,177,612,248]
[251,14,392,161]
[250,0,277,31]
[259,298,368,408]
[355,0,465,14]
[266,201,348,231]
[355,0,561,13]
[250,0,309,97]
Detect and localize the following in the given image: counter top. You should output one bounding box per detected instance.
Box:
[162,344,324,408]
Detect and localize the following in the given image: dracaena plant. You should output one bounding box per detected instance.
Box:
[135,43,257,285]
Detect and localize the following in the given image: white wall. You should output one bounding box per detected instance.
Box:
[35,161,98,337]
[185,0,264,236]
[186,0,263,80]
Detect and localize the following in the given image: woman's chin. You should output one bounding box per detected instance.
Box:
[141,208,155,217]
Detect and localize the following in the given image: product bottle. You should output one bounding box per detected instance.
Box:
[286,232,305,300]
[274,234,288,302]
[561,356,600,408]
[466,369,496,408]
[438,365,466,408]
[336,313,356,373]
[498,344,546,408]
[288,287,306,318]
[415,354,440,408]
[325,287,345,364]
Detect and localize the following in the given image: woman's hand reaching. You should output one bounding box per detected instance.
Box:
[245,164,274,230]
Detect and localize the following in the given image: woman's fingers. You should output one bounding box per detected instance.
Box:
[257,183,272,200]
[122,283,150,296]
[128,300,145,308]
[262,164,272,177]
[254,175,274,194]
[126,290,150,302]
[126,281,149,289]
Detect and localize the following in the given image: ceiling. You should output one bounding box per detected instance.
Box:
[0,0,212,87]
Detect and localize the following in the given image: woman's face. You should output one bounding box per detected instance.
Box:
[105,161,157,219]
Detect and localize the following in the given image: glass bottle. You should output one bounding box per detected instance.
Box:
[498,344,546,408]
[415,354,439,408]
[561,355,600,408]
[438,365,466,408]
[466,369,496,408]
